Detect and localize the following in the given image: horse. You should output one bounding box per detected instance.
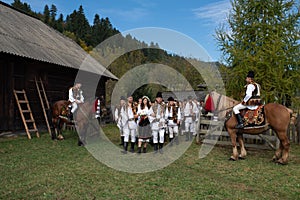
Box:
[74,99,101,146]
[51,100,71,140]
[211,92,292,165]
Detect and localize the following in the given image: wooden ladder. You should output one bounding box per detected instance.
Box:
[13,89,40,139]
[35,77,51,135]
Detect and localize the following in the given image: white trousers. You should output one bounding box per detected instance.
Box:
[168,126,178,139]
[123,128,136,143]
[70,102,78,113]
[233,103,247,114]
[184,117,195,133]
[152,129,165,143]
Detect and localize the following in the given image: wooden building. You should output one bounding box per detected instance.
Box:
[0,2,118,132]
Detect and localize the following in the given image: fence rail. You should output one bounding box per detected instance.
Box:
[197,114,300,150]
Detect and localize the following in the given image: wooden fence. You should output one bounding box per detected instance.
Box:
[196,113,300,150]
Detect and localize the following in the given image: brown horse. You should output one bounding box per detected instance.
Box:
[212,92,291,164]
[51,100,71,140]
[74,100,100,146]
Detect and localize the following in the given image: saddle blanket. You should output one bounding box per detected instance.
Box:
[242,105,265,128]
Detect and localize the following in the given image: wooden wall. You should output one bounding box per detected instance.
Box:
[0,53,109,132]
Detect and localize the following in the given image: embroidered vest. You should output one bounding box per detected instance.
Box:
[245,82,261,106]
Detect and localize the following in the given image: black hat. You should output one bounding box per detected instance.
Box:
[127,92,132,98]
[156,92,162,98]
[120,96,126,100]
[247,71,255,78]
[167,96,174,101]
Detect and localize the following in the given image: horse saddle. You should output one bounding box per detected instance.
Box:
[241,105,265,128]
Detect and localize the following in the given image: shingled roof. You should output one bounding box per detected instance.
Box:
[0,2,118,80]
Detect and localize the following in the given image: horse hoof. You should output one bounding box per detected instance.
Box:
[229,156,237,161]
[275,159,288,165]
[238,156,246,160]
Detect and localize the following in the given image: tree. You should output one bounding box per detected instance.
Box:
[43,5,50,24]
[216,0,300,106]
[12,0,32,14]
[56,14,64,33]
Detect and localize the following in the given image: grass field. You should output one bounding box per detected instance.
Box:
[1,124,300,200]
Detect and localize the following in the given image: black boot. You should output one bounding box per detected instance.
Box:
[174,136,179,145]
[154,143,158,153]
[143,147,147,153]
[185,132,189,141]
[119,136,124,146]
[137,147,142,154]
[169,137,173,146]
[159,143,164,154]
[130,142,135,153]
[121,142,128,154]
[235,114,244,129]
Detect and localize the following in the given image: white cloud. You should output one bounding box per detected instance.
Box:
[192,0,231,26]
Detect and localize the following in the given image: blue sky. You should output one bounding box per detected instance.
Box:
[2,0,232,61]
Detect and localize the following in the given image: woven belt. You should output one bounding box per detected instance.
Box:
[128,118,135,121]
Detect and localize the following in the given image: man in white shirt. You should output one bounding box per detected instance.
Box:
[233,71,261,129]
[68,83,84,120]
[183,96,199,141]
[165,97,181,145]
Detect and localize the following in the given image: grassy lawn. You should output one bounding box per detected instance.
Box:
[1,124,300,200]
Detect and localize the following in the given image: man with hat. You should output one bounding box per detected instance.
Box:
[150,92,166,153]
[233,70,261,129]
[165,96,181,145]
[121,93,138,153]
[114,96,127,146]
[183,95,199,141]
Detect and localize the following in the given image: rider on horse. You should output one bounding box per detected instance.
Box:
[68,83,84,120]
[233,71,261,129]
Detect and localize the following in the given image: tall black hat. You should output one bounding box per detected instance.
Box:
[120,96,126,100]
[156,92,162,98]
[247,70,255,78]
[167,96,174,101]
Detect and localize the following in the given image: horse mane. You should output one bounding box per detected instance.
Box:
[210,91,240,119]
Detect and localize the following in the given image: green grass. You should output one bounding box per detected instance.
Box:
[1,124,300,200]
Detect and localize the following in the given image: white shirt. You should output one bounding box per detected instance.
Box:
[68,88,84,103]
[243,83,261,103]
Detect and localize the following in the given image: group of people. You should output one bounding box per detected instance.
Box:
[114,92,204,154]
[66,71,260,151]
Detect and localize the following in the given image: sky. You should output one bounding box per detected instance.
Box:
[2,0,232,62]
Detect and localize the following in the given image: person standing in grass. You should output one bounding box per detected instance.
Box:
[150,92,166,154]
[165,96,181,145]
[114,96,127,146]
[121,94,138,154]
[136,96,153,153]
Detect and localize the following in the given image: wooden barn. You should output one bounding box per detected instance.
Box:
[0,2,118,133]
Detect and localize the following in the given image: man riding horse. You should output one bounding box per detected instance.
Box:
[68,83,84,120]
[233,70,261,129]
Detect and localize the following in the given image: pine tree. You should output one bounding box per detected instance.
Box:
[216,0,300,106]
[43,5,50,24]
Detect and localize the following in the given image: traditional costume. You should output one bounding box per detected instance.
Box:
[136,96,154,153]
[114,96,126,146]
[233,71,261,128]
[121,95,138,153]
[149,92,166,153]
[183,96,199,141]
[165,97,181,145]
[68,83,84,121]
